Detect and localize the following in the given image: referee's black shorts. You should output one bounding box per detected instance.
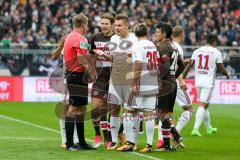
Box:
[66,71,88,106]
[157,80,177,113]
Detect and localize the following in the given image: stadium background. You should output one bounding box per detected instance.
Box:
[0,0,240,160]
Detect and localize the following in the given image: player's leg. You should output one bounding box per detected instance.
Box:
[91,96,102,148]
[117,109,136,151]
[59,82,69,148]
[117,86,139,152]
[108,104,121,149]
[60,103,68,148]
[168,86,183,149]
[202,88,217,134]
[107,84,122,149]
[156,96,172,151]
[139,96,156,153]
[66,72,95,150]
[191,87,215,136]
[175,88,193,133]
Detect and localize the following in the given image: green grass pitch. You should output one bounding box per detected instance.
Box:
[0,102,239,160]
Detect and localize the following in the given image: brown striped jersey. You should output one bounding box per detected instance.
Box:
[89,32,113,68]
[109,33,138,84]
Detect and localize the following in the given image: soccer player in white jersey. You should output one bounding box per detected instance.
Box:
[172,26,194,133]
[183,34,229,136]
[95,14,138,150]
[128,23,159,152]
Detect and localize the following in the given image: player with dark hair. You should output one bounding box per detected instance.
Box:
[154,22,185,151]
[89,13,114,148]
[183,33,229,136]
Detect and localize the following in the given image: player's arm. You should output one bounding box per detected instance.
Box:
[92,49,112,61]
[77,42,97,82]
[51,37,65,60]
[182,60,194,79]
[217,63,230,79]
[216,50,229,79]
[131,60,142,95]
[175,55,185,78]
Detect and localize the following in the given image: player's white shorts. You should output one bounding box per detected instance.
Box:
[108,83,132,105]
[135,95,156,111]
[175,87,192,107]
[196,86,214,104]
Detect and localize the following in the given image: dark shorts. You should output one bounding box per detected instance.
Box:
[91,67,111,101]
[157,80,177,113]
[66,71,88,106]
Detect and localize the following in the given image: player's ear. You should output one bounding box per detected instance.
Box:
[163,32,166,38]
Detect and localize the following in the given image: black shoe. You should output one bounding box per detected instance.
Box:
[65,146,77,151]
[173,136,184,149]
[75,143,96,150]
[155,145,176,152]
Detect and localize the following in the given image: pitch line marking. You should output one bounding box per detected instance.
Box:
[0,114,163,160]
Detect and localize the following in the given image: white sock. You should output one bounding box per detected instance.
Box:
[73,122,79,144]
[193,106,205,130]
[176,110,191,132]
[158,120,163,140]
[110,116,120,143]
[204,108,211,129]
[133,116,140,144]
[59,118,66,144]
[123,113,134,143]
[146,118,155,145]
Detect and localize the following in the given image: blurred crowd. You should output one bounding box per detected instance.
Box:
[0,0,239,77]
[0,0,240,48]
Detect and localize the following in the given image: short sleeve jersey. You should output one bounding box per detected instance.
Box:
[64,31,89,72]
[132,39,159,95]
[109,33,138,84]
[191,46,223,87]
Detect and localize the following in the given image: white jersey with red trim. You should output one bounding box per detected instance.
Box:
[132,39,159,95]
[191,45,223,87]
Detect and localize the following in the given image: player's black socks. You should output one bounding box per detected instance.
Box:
[108,114,112,142]
[118,123,124,134]
[162,118,171,147]
[91,109,101,136]
[140,120,143,133]
[171,126,181,142]
[76,114,87,146]
[100,114,108,142]
[65,116,75,147]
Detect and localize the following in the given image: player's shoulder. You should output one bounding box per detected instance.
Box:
[91,32,102,39]
[128,33,138,40]
[110,34,119,42]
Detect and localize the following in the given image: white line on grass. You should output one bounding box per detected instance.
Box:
[0,115,163,160]
[0,137,59,141]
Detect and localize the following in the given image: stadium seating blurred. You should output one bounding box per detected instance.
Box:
[0,0,239,77]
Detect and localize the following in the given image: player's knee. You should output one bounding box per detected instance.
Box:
[91,108,100,120]
[143,110,155,120]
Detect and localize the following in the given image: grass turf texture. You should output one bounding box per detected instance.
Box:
[0,102,239,160]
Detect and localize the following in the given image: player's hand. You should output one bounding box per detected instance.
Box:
[183,58,193,65]
[130,85,138,95]
[179,80,187,90]
[93,49,105,56]
[226,74,230,79]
